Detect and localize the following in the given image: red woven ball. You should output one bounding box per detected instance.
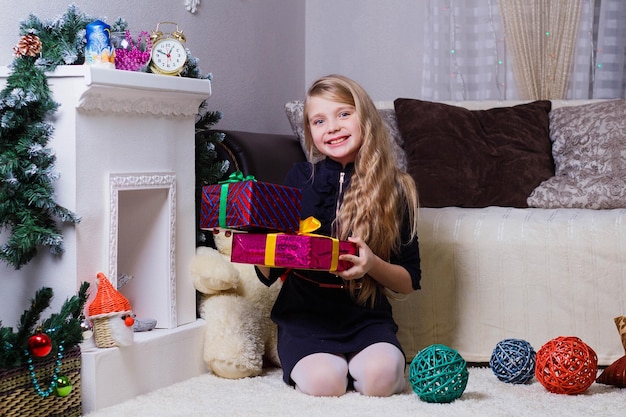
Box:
[535,336,598,395]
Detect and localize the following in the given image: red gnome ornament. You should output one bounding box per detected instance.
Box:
[87,272,135,348]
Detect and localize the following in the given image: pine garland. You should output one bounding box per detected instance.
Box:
[0,6,98,269]
[17,6,94,70]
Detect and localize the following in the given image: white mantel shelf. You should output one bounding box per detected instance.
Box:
[1,64,212,116]
[77,65,211,116]
[1,64,212,92]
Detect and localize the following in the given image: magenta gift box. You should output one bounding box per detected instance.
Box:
[231,232,357,272]
[200,176,301,232]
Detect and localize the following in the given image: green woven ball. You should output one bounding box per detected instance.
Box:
[409,344,469,403]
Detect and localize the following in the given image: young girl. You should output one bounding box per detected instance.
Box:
[256,74,421,397]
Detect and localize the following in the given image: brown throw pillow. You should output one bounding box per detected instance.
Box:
[393,99,554,208]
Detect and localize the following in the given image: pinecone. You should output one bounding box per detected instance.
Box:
[13,34,42,58]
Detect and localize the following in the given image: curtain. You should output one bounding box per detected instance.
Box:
[421,0,626,100]
[498,0,582,100]
[567,0,595,98]
[420,0,512,101]
[591,0,626,98]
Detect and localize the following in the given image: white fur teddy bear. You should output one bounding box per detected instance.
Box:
[191,231,281,379]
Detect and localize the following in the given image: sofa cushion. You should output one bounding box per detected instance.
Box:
[393,99,554,208]
[527,99,626,209]
[284,100,407,170]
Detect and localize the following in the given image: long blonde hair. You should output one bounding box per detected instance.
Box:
[303,75,419,306]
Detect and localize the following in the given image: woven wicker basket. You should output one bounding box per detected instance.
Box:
[92,317,116,348]
[0,346,81,417]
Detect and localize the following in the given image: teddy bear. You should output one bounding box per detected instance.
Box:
[190,231,282,379]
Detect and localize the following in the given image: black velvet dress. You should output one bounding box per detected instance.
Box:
[256,158,421,385]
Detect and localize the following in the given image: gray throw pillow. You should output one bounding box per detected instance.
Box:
[528,100,626,209]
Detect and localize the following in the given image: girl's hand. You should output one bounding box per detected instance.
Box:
[336,236,374,281]
[337,236,415,294]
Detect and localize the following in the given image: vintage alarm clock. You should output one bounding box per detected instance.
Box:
[149,22,187,75]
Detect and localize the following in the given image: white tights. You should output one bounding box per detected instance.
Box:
[290,342,406,397]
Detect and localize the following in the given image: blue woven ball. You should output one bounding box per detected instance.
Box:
[489,338,536,384]
[408,344,469,403]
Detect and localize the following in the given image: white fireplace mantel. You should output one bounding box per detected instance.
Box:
[0,65,212,412]
[77,66,211,116]
[0,64,212,117]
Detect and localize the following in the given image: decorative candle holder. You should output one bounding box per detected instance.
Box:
[85,20,115,68]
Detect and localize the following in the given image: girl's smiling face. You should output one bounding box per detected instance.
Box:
[307,96,363,167]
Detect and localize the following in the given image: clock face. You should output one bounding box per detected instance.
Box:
[151,39,187,74]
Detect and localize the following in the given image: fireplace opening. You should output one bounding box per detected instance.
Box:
[109,173,177,329]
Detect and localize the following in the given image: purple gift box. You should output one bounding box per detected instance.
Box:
[200,172,301,233]
[231,232,357,272]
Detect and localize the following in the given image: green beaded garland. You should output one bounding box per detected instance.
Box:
[25,341,66,398]
[409,344,469,403]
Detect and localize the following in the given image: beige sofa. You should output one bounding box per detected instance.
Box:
[211,99,626,366]
[393,204,626,365]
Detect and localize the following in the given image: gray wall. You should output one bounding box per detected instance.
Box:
[0,1,427,135]
[305,0,426,103]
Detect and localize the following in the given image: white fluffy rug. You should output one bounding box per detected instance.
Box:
[84,366,624,417]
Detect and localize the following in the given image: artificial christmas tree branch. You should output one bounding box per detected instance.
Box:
[0,52,80,269]
[0,6,94,269]
[42,281,91,352]
[195,100,229,246]
[14,287,54,355]
[0,282,90,369]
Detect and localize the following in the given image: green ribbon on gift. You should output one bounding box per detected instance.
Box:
[217,171,257,228]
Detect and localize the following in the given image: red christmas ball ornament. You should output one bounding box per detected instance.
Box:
[27,332,53,358]
[535,336,598,395]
